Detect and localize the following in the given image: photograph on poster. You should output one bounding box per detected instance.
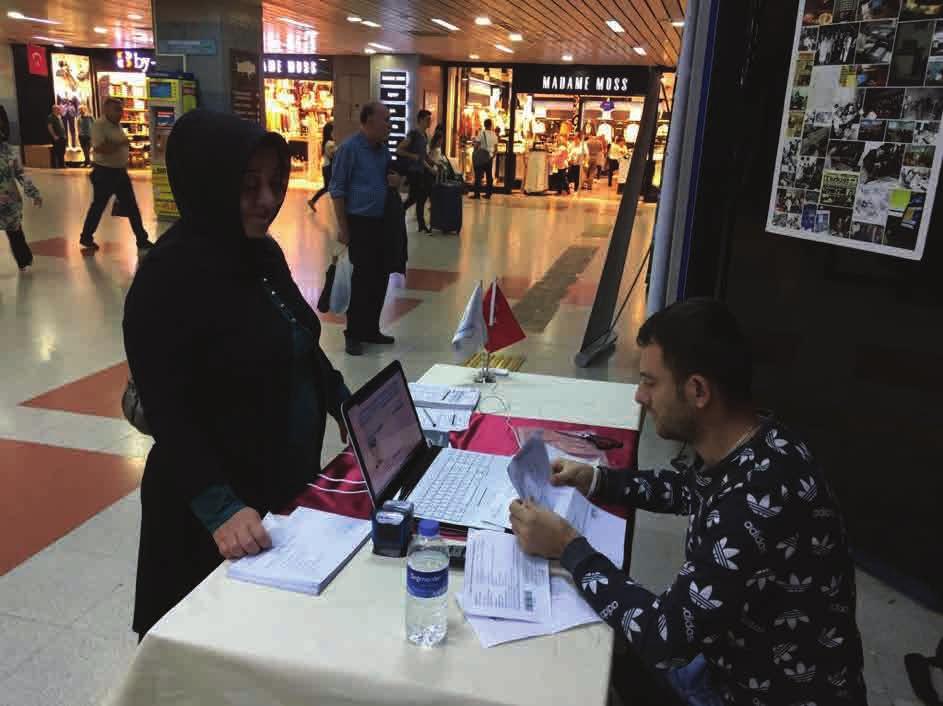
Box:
[826,139,867,170]
[782,137,802,171]
[791,86,810,111]
[933,22,943,54]
[796,156,826,188]
[776,187,809,213]
[850,221,886,242]
[886,119,916,140]
[806,108,833,125]
[913,119,940,142]
[821,204,855,236]
[802,125,832,155]
[853,179,891,222]
[904,143,937,166]
[901,0,943,20]
[814,209,831,232]
[832,93,864,138]
[801,202,819,230]
[856,20,897,63]
[859,118,888,139]
[902,87,943,118]
[890,21,935,85]
[821,169,860,206]
[796,55,815,86]
[863,87,906,117]
[804,0,837,25]
[901,164,932,188]
[787,112,807,136]
[835,0,861,22]
[861,141,906,181]
[858,0,902,20]
[928,59,943,84]
[818,23,861,65]
[839,64,860,88]
[857,64,890,86]
[800,27,820,52]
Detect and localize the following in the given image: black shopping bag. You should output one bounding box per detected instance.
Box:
[317,261,336,313]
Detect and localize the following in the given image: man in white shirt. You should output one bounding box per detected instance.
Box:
[471,118,498,200]
[79,97,153,252]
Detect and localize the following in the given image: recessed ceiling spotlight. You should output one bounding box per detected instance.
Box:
[494,43,513,53]
[93,26,108,34]
[128,13,143,20]
[605,19,625,33]
[53,42,63,47]
[633,46,647,55]
[361,20,381,28]
[364,47,376,54]
[469,53,480,59]
[508,33,523,42]
[475,17,491,26]
[368,42,393,51]
[9,10,60,24]
[280,17,314,29]
[671,20,685,27]
[562,54,574,62]
[431,18,460,31]
[347,16,362,23]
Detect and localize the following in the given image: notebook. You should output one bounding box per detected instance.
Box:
[408,383,481,411]
[227,507,371,596]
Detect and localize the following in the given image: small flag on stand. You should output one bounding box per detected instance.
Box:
[452,281,488,358]
[483,280,525,353]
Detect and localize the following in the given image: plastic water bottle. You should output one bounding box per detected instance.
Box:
[405,519,449,647]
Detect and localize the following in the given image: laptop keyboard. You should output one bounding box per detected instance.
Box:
[411,451,491,523]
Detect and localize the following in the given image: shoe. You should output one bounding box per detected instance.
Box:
[363,333,394,345]
[79,237,100,251]
[137,240,155,253]
[469,195,480,200]
[345,338,364,356]
[484,196,492,200]
[18,265,31,273]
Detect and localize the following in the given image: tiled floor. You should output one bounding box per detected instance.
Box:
[0,168,939,705]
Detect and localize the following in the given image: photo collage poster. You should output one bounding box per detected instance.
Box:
[767,0,943,260]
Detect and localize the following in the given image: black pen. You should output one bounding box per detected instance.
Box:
[423,408,437,428]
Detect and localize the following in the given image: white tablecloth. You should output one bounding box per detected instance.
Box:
[105,365,640,706]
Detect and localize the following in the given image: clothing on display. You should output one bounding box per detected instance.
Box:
[264,79,334,174]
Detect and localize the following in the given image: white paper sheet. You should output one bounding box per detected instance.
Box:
[408,383,481,410]
[417,407,472,432]
[457,576,603,648]
[507,433,554,507]
[461,530,551,623]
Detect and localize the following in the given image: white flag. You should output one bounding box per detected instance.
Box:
[452,282,488,358]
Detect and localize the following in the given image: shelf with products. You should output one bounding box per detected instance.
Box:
[97,70,151,166]
[263,78,334,175]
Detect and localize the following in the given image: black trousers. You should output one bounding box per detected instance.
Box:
[310,164,332,206]
[79,136,92,166]
[403,171,430,229]
[5,227,33,269]
[52,138,66,169]
[346,214,388,340]
[608,158,620,186]
[567,163,581,191]
[81,166,149,244]
[473,159,494,198]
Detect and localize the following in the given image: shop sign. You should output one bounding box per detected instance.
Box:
[379,69,410,152]
[157,39,217,56]
[263,55,332,79]
[512,64,649,96]
[115,50,156,72]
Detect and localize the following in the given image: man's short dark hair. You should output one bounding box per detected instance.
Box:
[637,298,752,404]
[484,118,493,129]
[103,97,123,110]
[360,101,385,125]
[417,109,431,122]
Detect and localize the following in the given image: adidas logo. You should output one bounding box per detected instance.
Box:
[739,677,771,692]
[746,568,775,591]
[634,477,652,499]
[747,493,783,518]
[798,477,818,502]
[706,509,721,528]
[679,561,695,576]
[784,662,817,683]
[658,614,668,641]
[776,574,813,593]
[581,572,609,594]
[600,600,619,620]
[777,534,799,560]
[818,627,845,649]
[737,447,755,466]
[820,576,841,597]
[622,608,643,642]
[772,642,797,664]
[795,441,812,462]
[712,537,741,570]
[828,667,848,687]
[811,534,835,556]
[689,582,723,610]
[775,609,810,630]
[727,630,745,648]
[766,428,789,455]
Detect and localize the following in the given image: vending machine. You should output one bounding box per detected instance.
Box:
[146,71,199,220]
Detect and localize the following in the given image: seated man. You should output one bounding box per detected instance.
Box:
[510,298,866,706]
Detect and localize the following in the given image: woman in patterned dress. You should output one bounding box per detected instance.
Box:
[0,107,42,271]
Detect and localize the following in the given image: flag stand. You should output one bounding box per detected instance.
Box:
[474,349,496,383]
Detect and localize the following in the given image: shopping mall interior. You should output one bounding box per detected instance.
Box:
[1,2,942,706]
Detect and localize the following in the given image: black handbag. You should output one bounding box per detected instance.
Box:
[317,259,337,313]
[121,375,151,435]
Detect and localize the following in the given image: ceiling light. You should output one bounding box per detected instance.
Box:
[431,18,460,31]
[364,47,376,54]
[8,10,60,24]
[280,17,314,29]
[95,42,108,47]
[53,42,63,47]
[469,53,480,59]
[495,43,513,53]
[94,26,108,34]
[606,19,625,33]
[32,35,54,41]
[671,20,685,27]
[562,54,574,62]
[347,16,362,23]
[509,33,523,42]
[475,17,491,26]
[368,42,393,51]
[128,13,143,20]
[633,46,647,55]
[362,20,381,28]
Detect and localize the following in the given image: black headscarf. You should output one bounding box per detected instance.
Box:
[160,109,290,271]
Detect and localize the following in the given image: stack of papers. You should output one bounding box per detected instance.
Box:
[227,507,371,596]
[458,530,602,648]
[408,383,481,410]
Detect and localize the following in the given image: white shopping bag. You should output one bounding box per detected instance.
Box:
[329,249,353,314]
[389,272,407,290]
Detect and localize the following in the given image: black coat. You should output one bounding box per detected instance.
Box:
[123,110,347,636]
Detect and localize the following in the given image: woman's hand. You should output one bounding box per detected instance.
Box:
[213,507,271,560]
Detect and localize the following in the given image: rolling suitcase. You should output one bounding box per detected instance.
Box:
[430,181,464,234]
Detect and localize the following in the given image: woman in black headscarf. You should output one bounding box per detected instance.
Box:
[123,110,350,638]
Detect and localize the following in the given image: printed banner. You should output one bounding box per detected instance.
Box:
[767,0,943,260]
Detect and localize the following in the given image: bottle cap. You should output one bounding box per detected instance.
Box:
[418,519,440,537]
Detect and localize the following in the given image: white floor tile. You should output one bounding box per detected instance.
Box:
[0,614,63,681]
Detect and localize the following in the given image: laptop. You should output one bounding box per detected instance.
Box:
[340,361,514,530]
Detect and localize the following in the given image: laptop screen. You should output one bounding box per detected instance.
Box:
[344,366,425,501]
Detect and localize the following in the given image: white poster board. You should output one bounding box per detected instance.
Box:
[767,0,943,260]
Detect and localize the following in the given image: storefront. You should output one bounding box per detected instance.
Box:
[262,54,333,179]
[92,50,156,167]
[443,63,670,195]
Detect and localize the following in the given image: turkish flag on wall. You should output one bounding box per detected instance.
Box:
[27,44,48,76]
[482,282,526,353]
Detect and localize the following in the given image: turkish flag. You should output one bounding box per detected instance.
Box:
[27,44,48,76]
[482,282,525,353]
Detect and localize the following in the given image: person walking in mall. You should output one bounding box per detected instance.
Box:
[471,118,498,200]
[330,101,401,356]
[77,105,94,168]
[306,121,336,212]
[79,97,154,253]
[509,298,867,706]
[584,133,604,190]
[123,109,351,639]
[397,108,434,232]
[608,136,627,188]
[46,104,67,169]
[0,106,42,272]
[567,134,584,193]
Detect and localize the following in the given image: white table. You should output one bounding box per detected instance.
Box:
[106,365,640,706]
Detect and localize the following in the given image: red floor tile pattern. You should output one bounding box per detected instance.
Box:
[22,361,129,420]
[404,268,460,292]
[0,439,144,575]
[316,297,423,326]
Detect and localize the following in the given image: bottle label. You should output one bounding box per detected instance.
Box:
[407,566,448,598]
